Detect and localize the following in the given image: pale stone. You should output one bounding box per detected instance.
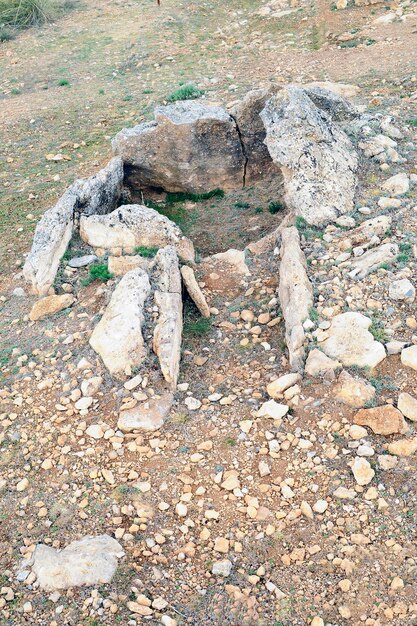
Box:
[89,268,151,378]
[80,204,194,263]
[30,535,124,590]
[118,393,173,432]
[256,400,289,420]
[387,437,417,457]
[153,291,182,388]
[81,376,103,397]
[349,425,368,440]
[348,243,399,279]
[29,294,75,321]
[210,248,250,275]
[334,370,375,408]
[401,345,417,371]
[378,454,397,470]
[389,279,415,303]
[278,227,313,370]
[212,559,232,577]
[382,173,409,196]
[398,392,417,422]
[354,405,408,435]
[181,266,210,318]
[319,312,386,369]
[108,255,149,276]
[68,254,97,268]
[305,349,341,378]
[351,457,374,485]
[267,373,302,398]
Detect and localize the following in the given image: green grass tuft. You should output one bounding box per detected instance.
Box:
[0,26,14,40]
[81,263,113,287]
[0,0,75,29]
[183,315,211,337]
[268,201,284,214]
[135,245,159,258]
[166,188,224,204]
[57,78,70,86]
[295,215,323,240]
[166,84,204,103]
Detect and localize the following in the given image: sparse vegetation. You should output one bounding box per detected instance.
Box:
[166,189,224,204]
[295,215,323,240]
[135,245,159,258]
[268,201,284,214]
[166,84,204,103]
[81,263,113,286]
[0,0,75,30]
[183,313,211,337]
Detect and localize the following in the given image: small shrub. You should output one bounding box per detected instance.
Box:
[81,263,113,287]
[135,245,159,258]
[57,78,70,87]
[295,215,323,240]
[255,207,263,214]
[166,188,224,204]
[309,307,319,322]
[0,0,75,29]
[406,119,417,127]
[369,319,388,343]
[268,201,284,214]
[234,201,250,209]
[396,253,410,267]
[183,316,211,336]
[166,84,204,103]
[0,26,14,41]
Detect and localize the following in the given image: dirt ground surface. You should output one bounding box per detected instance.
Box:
[1,1,417,625]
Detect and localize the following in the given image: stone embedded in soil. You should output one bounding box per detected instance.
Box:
[319,312,386,369]
[180,265,210,318]
[382,172,409,196]
[387,437,417,457]
[152,291,183,388]
[112,100,245,193]
[278,226,313,371]
[117,393,173,432]
[211,559,233,577]
[401,345,417,371]
[354,405,408,435]
[108,255,149,276]
[210,248,250,275]
[304,349,341,378]
[80,204,195,263]
[30,535,124,590]
[351,457,375,485]
[397,393,417,422]
[89,268,151,377]
[334,370,376,408]
[267,372,302,398]
[261,85,358,225]
[29,293,75,321]
[68,254,97,268]
[256,400,289,420]
[388,278,415,302]
[348,243,399,279]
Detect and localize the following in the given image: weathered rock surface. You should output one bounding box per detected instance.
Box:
[305,349,341,378]
[118,393,173,432]
[388,278,415,302]
[153,245,182,295]
[210,248,250,275]
[89,268,151,377]
[29,294,75,321]
[113,101,245,193]
[80,204,195,263]
[68,254,97,268]
[232,86,280,183]
[278,226,313,371]
[351,457,374,486]
[256,400,289,420]
[381,172,409,197]
[354,405,408,435]
[304,81,360,99]
[153,291,182,388]
[319,312,386,369]
[348,243,399,279]
[31,535,124,590]
[23,190,76,296]
[303,85,359,122]
[387,437,417,457]
[181,266,210,318]
[73,157,123,216]
[267,373,302,398]
[108,255,149,276]
[398,392,417,421]
[401,345,417,371]
[261,85,358,224]
[347,215,391,246]
[334,370,376,408]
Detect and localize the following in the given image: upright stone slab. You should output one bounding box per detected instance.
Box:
[23,190,76,296]
[89,268,151,377]
[73,156,124,216]
[112,101,245,193]
[261,85,358,225]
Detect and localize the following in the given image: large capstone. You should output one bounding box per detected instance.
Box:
[261,85,358,225]
[112,101,246,193]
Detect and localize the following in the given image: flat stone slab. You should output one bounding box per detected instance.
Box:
[318,312,386,369]
[118,393,173,432]
[68,254,97,268]
[30,535,124,590]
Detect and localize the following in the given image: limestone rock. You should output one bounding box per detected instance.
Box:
[397,392,417,422]
[347,215,391,246]
[304,81,360,99]
[118,394,173,432]
[153,246,182,294]
[387,437,417,457]
[303,85,359,122]
[181,266,210,318]
[261,85,358,224]
[267,373,302,398]
[89,268,151,377]
[80,204,195,263]
[29,294,75,321]
[108,255,150,276]
[389,279,415,302]
[210,248,250,275]
[257,400,289,420]
[352,457,374,486]
[382,173,409,197]
[31,535,124,590]
[113,101,245,193]
[401,345,417,371]
[68,254,97,268]
[23,190,76,296]
[212,559,233,577]
[305,349,341,378]
[354,405,408,435]
[348,243,399,279]
[153,291,182,388]
[319,312,386,369]
[278,227,313,371]
[73,157,123,216]
[334,370,376,408]
[232,86,280,183]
